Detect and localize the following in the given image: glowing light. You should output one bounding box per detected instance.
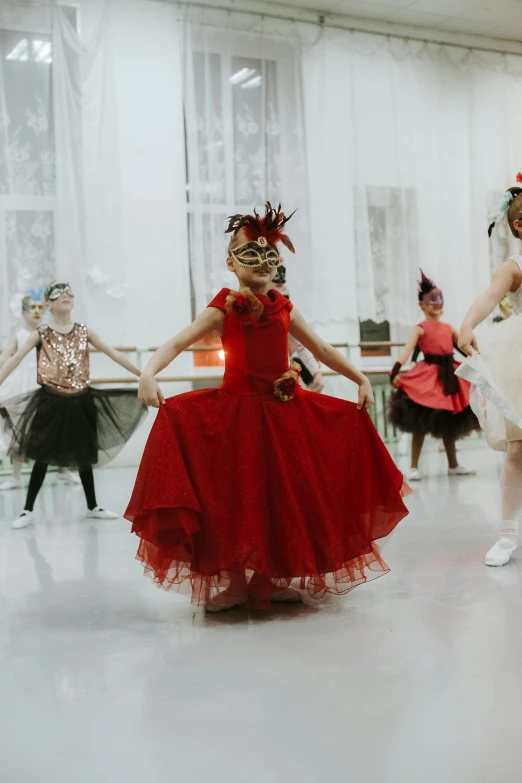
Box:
[241,75,262,89]
[230,67,256,85]
[6,39,29,61]
[5,38,52,63]
[33,41,52,63]
[218,350,225,361]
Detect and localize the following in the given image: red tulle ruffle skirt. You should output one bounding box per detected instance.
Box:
[125,388,410,610]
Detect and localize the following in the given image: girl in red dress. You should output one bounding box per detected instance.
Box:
[388,271,479,482]
[125,204,410,612]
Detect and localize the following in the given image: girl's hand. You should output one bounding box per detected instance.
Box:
[458,326,478,357]
[357,378,374,410]
[392,375,401,389]
[310,372,324,393]
[138,374,165,408]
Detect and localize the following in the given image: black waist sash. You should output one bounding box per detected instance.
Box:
[424,353,458,396]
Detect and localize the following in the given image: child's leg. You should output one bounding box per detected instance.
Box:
[79,468,97,510]
[24,462,48,511]
[500,442,522,528]
[0,455,24,490]
[11,462,48,528]
[411,432,425,469]
[486,439,522,566]
[442,436,458,470]
[81,470,118,520]
[12,456,23,482]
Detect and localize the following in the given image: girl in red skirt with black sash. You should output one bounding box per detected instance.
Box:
[126,204,410,612]
[388,271,479,482]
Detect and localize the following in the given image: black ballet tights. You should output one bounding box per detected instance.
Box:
[24,463,98,512]
[78,468,97,510]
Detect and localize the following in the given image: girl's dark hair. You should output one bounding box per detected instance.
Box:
[507,187,522,238]
[417,269,436,302]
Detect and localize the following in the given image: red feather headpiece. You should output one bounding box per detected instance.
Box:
[225,202,296,253]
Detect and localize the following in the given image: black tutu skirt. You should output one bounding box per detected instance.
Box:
[0,385,147,469]
[388,389,480,440]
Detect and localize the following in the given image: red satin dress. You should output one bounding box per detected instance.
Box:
[126,288,409,610]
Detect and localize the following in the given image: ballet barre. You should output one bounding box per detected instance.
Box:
[91,369,395,384]
[90,341,406,353]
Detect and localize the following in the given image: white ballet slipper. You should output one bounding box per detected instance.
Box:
[86,506,119,520]
[485,538,517,567]
[0,477,22,491]
[271,588,303,604]
[11,510,34,530]
[448,465,476,476]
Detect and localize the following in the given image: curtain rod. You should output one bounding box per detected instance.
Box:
[169,0,522,57]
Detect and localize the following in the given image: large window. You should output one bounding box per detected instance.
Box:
[186,52,281,308]
[186,47,288,366]
[358,185,418,362]
[0,29,55,333]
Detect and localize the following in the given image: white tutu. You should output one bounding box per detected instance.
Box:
[0,328,38,458]
[456,315,522,452]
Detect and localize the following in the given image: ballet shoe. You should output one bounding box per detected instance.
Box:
[271,587,303,603]
[448,465,475,476]
[204,601,239,613]
[86,506,119,520]
[485,538,517,567]
[11,510,34,530]
[0,477,22,491]
[57,470,82,485]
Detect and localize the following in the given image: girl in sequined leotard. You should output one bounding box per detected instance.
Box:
[457,175,522,567]
[0,281,147,530]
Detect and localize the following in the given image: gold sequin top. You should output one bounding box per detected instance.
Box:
[37,324,90,394]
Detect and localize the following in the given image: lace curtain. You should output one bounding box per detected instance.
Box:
[184,20,312,319]
[0,22,55,335]
[304,29,522,330]
[0,0,125,342]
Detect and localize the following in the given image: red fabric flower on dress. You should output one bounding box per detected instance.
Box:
[225,287,264,325]
[273,361,301,402]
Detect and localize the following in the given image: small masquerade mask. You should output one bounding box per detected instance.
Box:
[230,240,282,269]
[422,288,444,308]
[22,286,46,313]
[45,282,75,302]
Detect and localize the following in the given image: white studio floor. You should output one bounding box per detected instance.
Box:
[1,443,521,783]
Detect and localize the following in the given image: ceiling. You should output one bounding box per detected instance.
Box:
[187,0,522,43]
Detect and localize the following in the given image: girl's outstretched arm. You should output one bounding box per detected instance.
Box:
[389,325,423,387]
[289,308,374,409]
[139,308,224,408]
[0,332,39,386]
[88,330,141,376]
[0,333,18,370]
[459,260,520,356]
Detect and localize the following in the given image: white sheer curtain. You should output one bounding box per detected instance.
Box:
[304,30,522,331]
[184,15,312,318]
[0,0,125,339]
[0,3,55,338]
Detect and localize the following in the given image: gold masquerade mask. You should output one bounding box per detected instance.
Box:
[230,239,282,269]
